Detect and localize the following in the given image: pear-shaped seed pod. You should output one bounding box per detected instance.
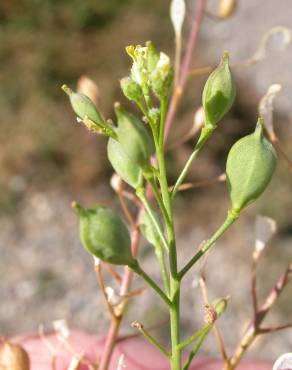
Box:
[73,203,133,266]
[0,342,30,370]
[107,137,143,189]
[202,52,236,127]
[226,119,277,212]
[115,104,153,167]
[62,85,104,125]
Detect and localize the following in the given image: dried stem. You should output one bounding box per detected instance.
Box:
[271,136,292,173]
[95,264,116,318]
[103,263,122,285]
[164,0,207,140]
[251,253,258,316]
[98,227,141,370]
[199,276,230,369]
[230,262,292,368]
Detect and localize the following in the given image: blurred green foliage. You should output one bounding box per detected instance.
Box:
[0,0,168,211]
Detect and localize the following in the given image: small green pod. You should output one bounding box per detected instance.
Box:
[202,52,236,127]
[73,202,133,266]
[226,119,277,212]
[139,208,161,246]
[62,85,104,125]
[213,297,228,317]
[115,104,153,167]
[107,137,143,189]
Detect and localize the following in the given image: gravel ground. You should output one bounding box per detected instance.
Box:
[0,184,291,363]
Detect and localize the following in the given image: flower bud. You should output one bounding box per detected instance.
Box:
[213,297,228,317]
[120,77,143,103]
[202,52,235,127]
[226,119,277,212]
[150,52,173,99]
[73,202,133,266]
[107,137,143,189]
[126,45,149,87]
[115,103,153,167]
[62,84,104,125]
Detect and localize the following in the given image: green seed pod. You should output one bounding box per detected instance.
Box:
[62,84,104,125]
[107,137,143,189]
[73,202,133,266]
[213,297,228,317]
[226,119,277,212]
[139,208,161,246]
[120,77,143,103]
[202,52,236,127]
[115,103,153,167]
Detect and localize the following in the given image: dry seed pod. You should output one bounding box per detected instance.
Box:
[218,0,236,18]
[77,75,99,106]
[0,341,30,370]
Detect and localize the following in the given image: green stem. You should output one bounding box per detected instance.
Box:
[157,98,181,370]
[147,176,171,226]
[155,243,170,296]
[136,188,169,252]
[171,126,214,200]
[179,209,239,280]
[182,326,212,370]
[129,260,172,307]
[177,324,210,350]
[132,321,171,359]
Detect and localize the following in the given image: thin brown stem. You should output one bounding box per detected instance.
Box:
[199,276,230,368]
[103,263,122,285]
[271,136,292,173]
[169,174,226,192]
[258,323,292,334]
[230,262,292,368]
[95,264,116,318]
[188,58,255,79]
[251,254,258,316]
[98,226,141,370]
[117,181,137,230]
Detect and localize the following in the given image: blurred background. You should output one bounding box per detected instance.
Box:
[0,0,291,363]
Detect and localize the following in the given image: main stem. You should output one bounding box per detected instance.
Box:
[158,99,181,369]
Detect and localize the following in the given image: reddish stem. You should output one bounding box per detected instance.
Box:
[98,227,141,370]
[230,262,292,368]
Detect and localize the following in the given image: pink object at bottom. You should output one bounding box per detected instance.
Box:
[12,330,271,370]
